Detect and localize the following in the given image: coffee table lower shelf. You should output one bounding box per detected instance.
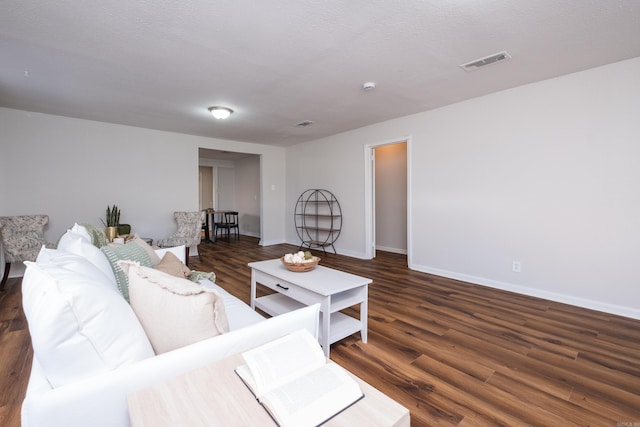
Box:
[255,293,363,345]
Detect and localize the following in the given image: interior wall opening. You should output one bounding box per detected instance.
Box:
[374,141,408,256]
[198,148,262,241]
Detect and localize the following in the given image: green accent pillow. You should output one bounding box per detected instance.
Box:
[81,223,107,248]
[101,243,154,302]
[189,270,216,283]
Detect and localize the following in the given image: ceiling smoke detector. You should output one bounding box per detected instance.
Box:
[460,51,511,72]
[362,82,376,91]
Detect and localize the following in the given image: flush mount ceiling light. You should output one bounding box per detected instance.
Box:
[208,106,233,120]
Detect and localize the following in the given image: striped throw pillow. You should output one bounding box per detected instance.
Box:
[101,243,154,302]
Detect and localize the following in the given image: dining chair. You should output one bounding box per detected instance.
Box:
[213,212,229,241]
[213,211,239,241]
[225,211,240,240]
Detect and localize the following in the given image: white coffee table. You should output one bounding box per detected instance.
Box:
[248,259,371,357]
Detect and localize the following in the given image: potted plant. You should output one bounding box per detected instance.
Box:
[102,205,120,242]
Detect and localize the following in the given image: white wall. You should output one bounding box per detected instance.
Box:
[286,134,369,258]
[0,108,287,275]
[286,57,640,319]
[235,155,261,238]
[216,167,236,210]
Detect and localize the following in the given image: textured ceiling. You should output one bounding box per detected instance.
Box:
[1,1,639,147]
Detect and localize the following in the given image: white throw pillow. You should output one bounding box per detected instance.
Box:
[70,222,92,241]
[124,263,229,354]
[35,247,117,292]
[57,226,116,283]
[22,256,154,388]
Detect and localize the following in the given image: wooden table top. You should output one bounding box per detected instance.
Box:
[128,352,409,427]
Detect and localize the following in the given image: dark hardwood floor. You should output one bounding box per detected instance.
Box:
[2,237,640,426]
[0,275,32,427]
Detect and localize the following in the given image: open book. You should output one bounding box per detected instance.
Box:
[235,329,364,427]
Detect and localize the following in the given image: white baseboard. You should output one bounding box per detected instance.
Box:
[240,231,260,238]
[410,263,640,321]
[261,238,288,247]
[333,247,368,259]
[375,245,407,255]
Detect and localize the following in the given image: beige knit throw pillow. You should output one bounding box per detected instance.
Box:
[120,261,229,354]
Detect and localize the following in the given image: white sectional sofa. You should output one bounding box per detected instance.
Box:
[20,224,319,427]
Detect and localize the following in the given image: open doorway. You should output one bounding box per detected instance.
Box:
[364,138,410,262]
[374,142,407,254]
[198,148,261,240]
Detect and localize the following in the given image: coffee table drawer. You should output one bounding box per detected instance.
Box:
[253,271,321,306]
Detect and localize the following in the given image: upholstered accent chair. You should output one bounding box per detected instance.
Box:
[0,215,54,290]
[156,211,205,266]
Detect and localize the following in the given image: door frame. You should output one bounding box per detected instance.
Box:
[363,136,412,263]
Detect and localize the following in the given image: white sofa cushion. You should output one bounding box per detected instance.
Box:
[57,225,116,283]
[22,250,154,388]
[124,263,230,354]
[59,222,92,243]
[35,247,117,292]
[200,279,266,330]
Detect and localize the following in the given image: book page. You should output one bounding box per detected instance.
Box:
[240,330,326,396]
[261,363,363,427]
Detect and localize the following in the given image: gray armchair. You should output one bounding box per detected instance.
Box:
[156,211,205,266]
[0,215,54,290]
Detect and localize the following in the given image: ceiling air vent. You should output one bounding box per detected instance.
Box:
[460,51,511,72]
[295,120,314,128]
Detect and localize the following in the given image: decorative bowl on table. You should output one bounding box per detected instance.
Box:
[280,254,321,272]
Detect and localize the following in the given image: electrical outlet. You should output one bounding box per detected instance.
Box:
[512,261,521,273]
